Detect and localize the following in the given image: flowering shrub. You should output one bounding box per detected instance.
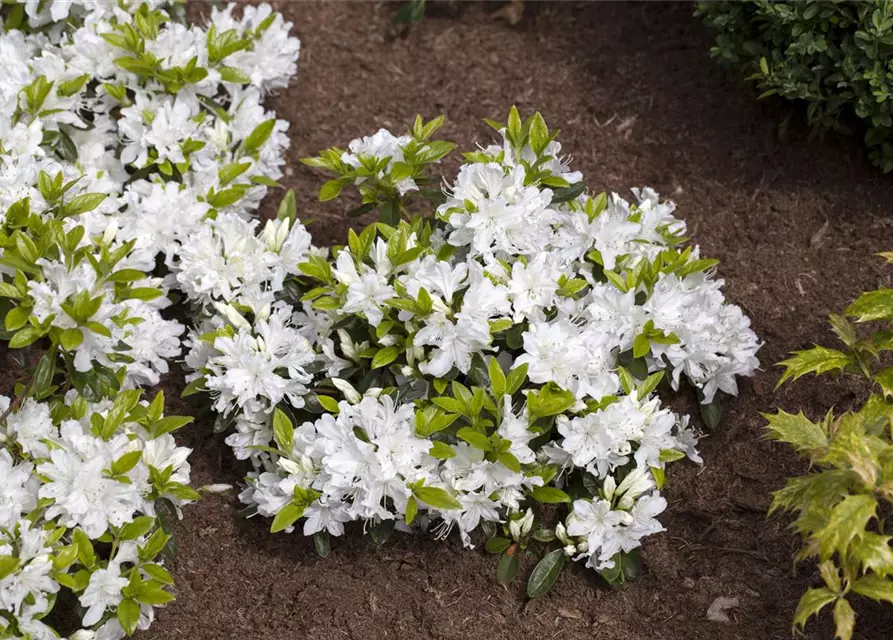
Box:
[698,1,893,172]
[768,253,893,640]
[186,108,760,593]
[0,1,300,637]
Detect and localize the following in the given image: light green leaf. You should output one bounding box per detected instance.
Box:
[793,587,837,630]
[372,346,400,369]
[270,501,306,533]
[413,486,462,511]
[846,288,893,322]
[852,573,893,604]
[272,408,294,453]
[832,598,855,640]
[816,494,877,560]
[529,486,571,504]
[428,441,456,459]
[764,410,828,454]
[777,346,852,387]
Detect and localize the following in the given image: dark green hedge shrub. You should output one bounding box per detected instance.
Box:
[697,1,893,171]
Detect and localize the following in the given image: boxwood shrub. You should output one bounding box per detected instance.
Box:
[697,1,893,171]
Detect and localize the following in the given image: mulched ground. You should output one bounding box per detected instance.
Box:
[21,1,893,638]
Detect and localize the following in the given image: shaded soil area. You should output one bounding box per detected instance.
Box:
[33,1,893,638]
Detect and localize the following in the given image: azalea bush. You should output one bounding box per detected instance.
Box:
[698,1,893,171]
[768,254,893,640]
[0,1,300,637]
[185,108,761,593]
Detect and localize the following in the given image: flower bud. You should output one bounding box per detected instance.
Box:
[563,544,576,557]
[201,483,233,494]
[212,302,250,330]
[555,522,570,545]
[520,509,534,537]
[509,518,522,541]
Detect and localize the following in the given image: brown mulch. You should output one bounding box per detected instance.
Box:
[17,2,893,639]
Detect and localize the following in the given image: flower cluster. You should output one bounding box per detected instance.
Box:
[186,109,760,593]
[0,1,300,637]
[1,391,195,640]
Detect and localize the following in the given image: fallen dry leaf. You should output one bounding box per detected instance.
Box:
[706,596,739,623]
[491,0,524,25]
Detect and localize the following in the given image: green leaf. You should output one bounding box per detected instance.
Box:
[485,537,511,554]
[777,346,852,387]
[58,327,84,351]
[111,450,143,476]
[117,598,141,635]
[413,486,462,511]
[150,415,193,438]
[700,397,722,430]
[139,564,172,586]
[489,357,506,399]
[851,532,893,575]
[0,556,19,581]
[637,371,664,400]
[496,451,521,473]
[764,410,828,454]
[528,112,549,155]
[633,334,651,359]
[270,501,306,533]
[428,441,456,459]
[550,181,585,204]
[277,189,297,222]
[529,486,571,504]
[314,531,331,558]
[816,494,877,561]
[134,584,175,606]
[852,574,893,604]
[119,516,155,541]
[369,519,395,546]
[9,326,43,349]
[63,193,106,216]
[526,549,567,598]
[875,367,893,399]
[372,346,400,369]
[457,427,492,451]
[404,496,418,525]
[242,118,276,153]
[319,179,346,202]
[846,288,893,322]
[506,363,528,395]
[832,597,855,640]
[658,448,686,463]
[106,269,146,283]
[317,395,340,414]
[5,305,29,331]
[219,65,251,84]
[272,408,294,452]
[793,587,837,630]
[598,551,642,586]
[496,545,521,586]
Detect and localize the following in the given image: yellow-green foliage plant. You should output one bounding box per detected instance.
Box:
[767,252,893,640]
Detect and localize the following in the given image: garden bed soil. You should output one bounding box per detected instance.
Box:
[15,2,893,638]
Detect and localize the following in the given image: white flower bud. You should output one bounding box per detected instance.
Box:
[520,508,534,537]
[602,475,617,501]
[212,302,250,330]
[102,221,118,245]
[201,484,233,494]
[331,378,362,404]
[563,544,576,557]
[509,518,522,541]
[555,522,570,545]
[576,540,589,553]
